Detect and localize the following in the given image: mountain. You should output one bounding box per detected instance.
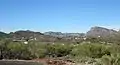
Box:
[44,31,85,37]
[44,31,63,37]
[0,31,9,38]
[9,30,47,41]
[86,26,118,37]
[10,30,43,39]
[64,33,85,37]
[9,30,64,42]
[0,26,119,42]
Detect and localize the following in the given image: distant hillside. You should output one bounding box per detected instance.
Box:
[9,30,60,42]
[0,26,120,43]
[44,31,85,37]
[44,31,63,37]
[10,30,44,39]
[8,30,86,42]
[0,31,9,38]
[86,26,118,37]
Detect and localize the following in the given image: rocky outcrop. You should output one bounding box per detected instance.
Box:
[86,26,118,37]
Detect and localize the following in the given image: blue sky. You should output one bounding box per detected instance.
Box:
[0,0,120,33]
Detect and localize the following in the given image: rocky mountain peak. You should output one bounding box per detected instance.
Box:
[87,26,118,37]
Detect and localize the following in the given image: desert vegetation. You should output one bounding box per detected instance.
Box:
[1,27,120,65]
[1,39,120,65]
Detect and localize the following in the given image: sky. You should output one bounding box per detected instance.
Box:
[0,0,120,33]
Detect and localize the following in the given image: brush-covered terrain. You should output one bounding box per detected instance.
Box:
[1,26,120,65]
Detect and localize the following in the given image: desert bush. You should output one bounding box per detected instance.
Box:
[27,42,46,59]
[45,43,73,57]
[70,43,110,58]
[1,38,120,65]
[6,42,31,59]
[96,53,120,65]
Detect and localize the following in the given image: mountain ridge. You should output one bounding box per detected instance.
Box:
[0,26,119,42]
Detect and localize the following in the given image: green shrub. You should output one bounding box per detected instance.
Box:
[70,43,110,58]
[96,53,120,65]
[45,43,72,57]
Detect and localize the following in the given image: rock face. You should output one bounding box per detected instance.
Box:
[86,26,118,37]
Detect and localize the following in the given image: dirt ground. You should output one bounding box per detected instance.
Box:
[32,58,76,65]
[0,58,76,65]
